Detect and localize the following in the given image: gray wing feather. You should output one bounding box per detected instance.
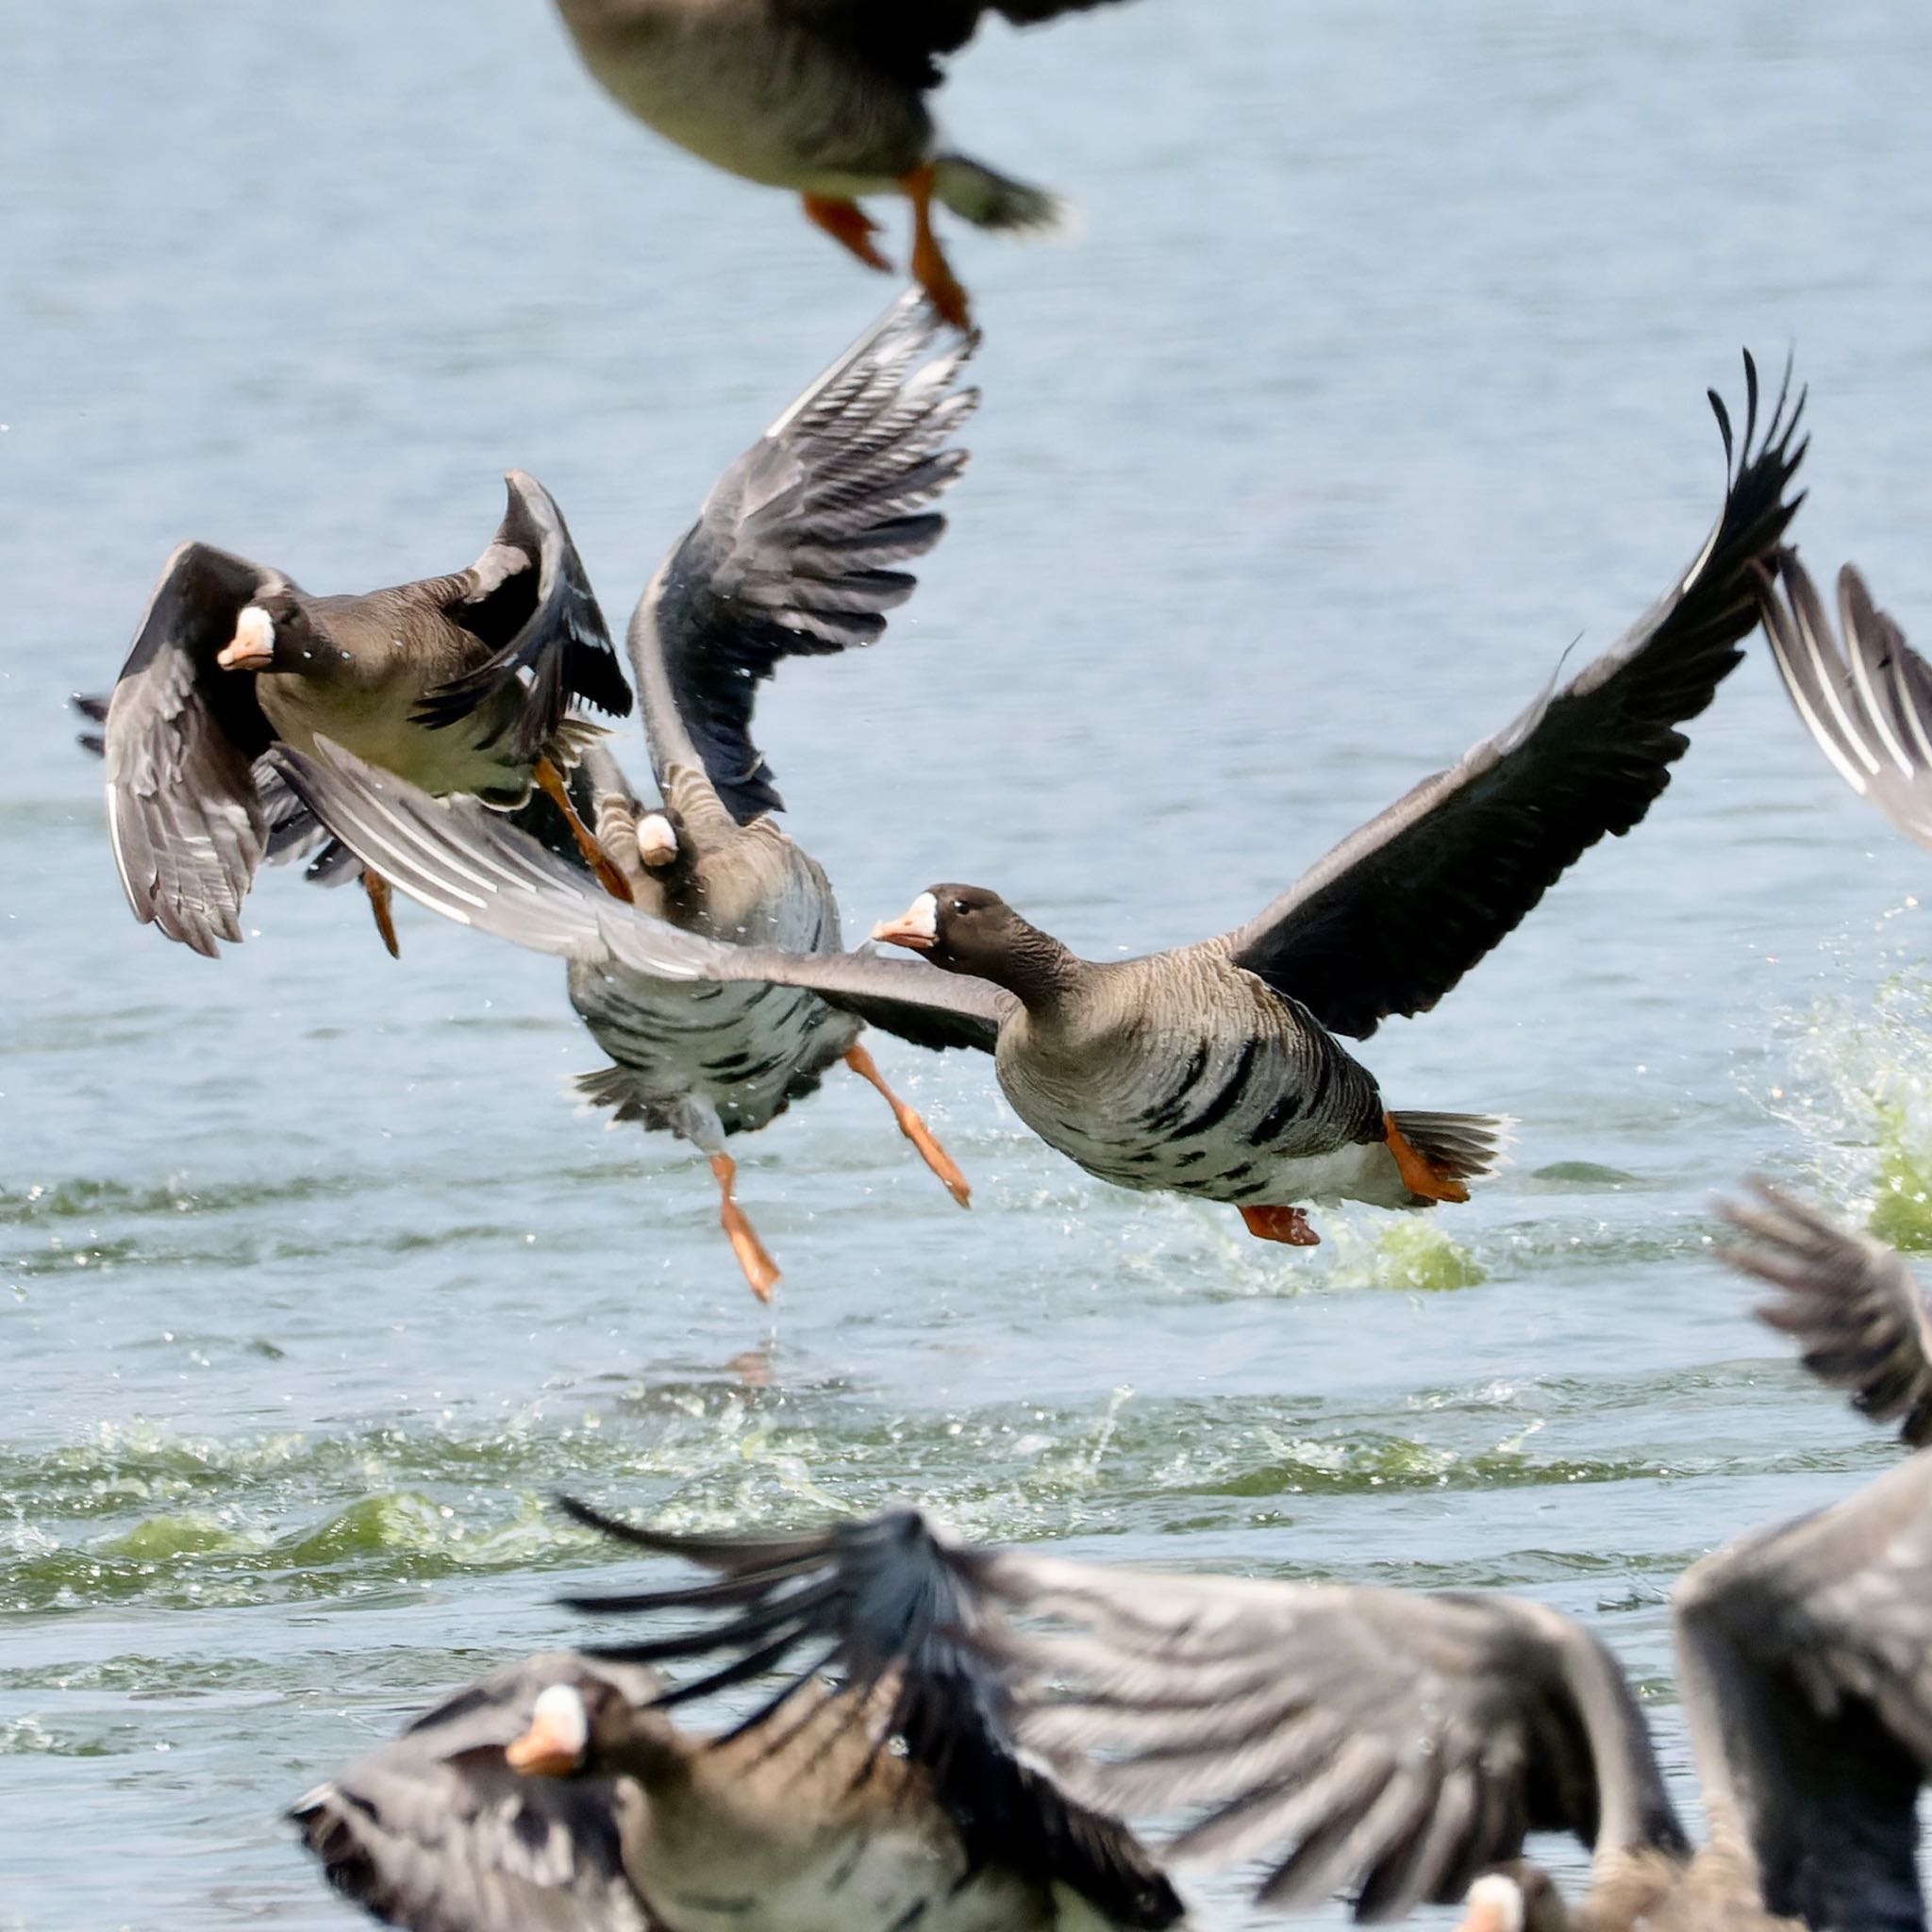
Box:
[632,289,975,822]
[103,541,283,956]
[268,738,1009,1042]
[1673,1453,1932,1932]
[1223,355,1807,1041]
[291,1653,657,1932]
[1719,1179,1932,1448]
[1757,549,1932,852]
[971,1551,1685,1922]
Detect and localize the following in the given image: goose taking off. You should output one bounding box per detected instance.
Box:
[277,356,1806,1249]
[548,0,1141,327]
[99,471,633,958]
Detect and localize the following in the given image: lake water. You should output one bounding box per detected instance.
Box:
[8,1,1932,1924]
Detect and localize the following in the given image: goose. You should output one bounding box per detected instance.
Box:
[550,1188,1932,1929]
[275,356,1806,1250]
[1756,547,1932,853]
[290,1552,1181,1932]
[282,292,984,1301]
[548,0,1139,327]
[99,469,633,957]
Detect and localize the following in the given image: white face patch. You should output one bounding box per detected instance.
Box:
[636,812,679,869]
[1460,1874,1524,1932]
[904,891,938,941]
[529,1682,590,1756]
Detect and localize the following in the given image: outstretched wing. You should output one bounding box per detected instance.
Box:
[632,289,974,823]
[971,1549,1686,1922]
[1221,355,1807,1040]
[1674,1452,1932,1932]
[291,1653,657,1932]
[777,1,1134,92]
[1757,549,1932,852]
[268,738,1008,1048]
[557,1499,1181,1929]
[103,540,285,956]
[413,470,631,761]
[1719,1179,1932,1448]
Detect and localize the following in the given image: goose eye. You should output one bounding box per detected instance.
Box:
[951,900,969,915]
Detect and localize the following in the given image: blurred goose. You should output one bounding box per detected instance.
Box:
[276,358,1806,1250]
[1756,548,1932,852]
[550,0,1139,327]
[280,293,984,1302]
[552,1183,1932,1931]
[291,1522,1182,1932]
[100,470,633,957]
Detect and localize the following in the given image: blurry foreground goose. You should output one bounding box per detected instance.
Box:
[99,471,633,958]
[280,292,983,1301]
[1756,547,1932,852]
[538,1191,1932,1931]
[291,1536,1181,1932]
[277,358,1806,1250]
[550,0,1139,327]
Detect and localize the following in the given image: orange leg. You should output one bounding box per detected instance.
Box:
[1383,1112,1470,1204]
[898,163,971,330]
[1240,1204,1322,1246]
[802,193,892,273]
[842,1042,971,1208]
[362,869,400,958]
[534,758,634,904]
[709,1153,781,1303]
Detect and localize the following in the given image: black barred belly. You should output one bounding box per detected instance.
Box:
[1001,1025,1380,1204]
[573,966,850,1135]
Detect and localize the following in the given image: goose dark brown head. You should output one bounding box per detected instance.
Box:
[215,586,318,675]
[872,884,1075,1002]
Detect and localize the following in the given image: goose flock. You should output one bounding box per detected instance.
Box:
[75,4,1932,1929]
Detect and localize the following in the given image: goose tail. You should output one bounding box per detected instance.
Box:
[934,153,1065,232]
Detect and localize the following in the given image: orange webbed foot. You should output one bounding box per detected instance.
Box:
[363,869,400,958]
[899,164,972,330]
[1240,1204,1321,1246]
[802,193,893,273]
[709,1153,781,1303]
[534,758,634,904]
[1383,1112,1471,1204]
[843,1042,972,1208]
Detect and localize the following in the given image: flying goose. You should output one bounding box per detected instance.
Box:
[281,292,984,1301]
[275,357,1806,1250]
[548,0,1140,327]
[1756,548,1932,853]
[550,1187,1932,1929]
[290,1534,1181,1932]
[99,470,633,957]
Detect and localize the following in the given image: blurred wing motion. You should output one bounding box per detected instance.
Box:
[412,469,632,760]
[557,1498,1182,1929]
[1673,1452,1932,1932]
[1757,549,1932,852]
[633,288,975,821]
[291,1654,657,1932]
[1720,1178,1932,1448]
[102,540,287,955]
[269,737,1009,1050]
[779,2,1139,92]
[1223,354,1807,1040]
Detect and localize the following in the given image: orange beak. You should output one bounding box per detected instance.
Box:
[216,606,276,673]
[871,891,937,952]
[505,1687,589,1777]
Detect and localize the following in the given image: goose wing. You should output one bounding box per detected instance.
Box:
[967,1549,1686,1922]
[556,1498,1182,1929]
[631,288,974,824]
[269,737,1008,1048]
[1757,550,1932,852]
[1674,1451,1932,1932]
[1220,355,1807,1040]
[778,2,1135,92]
[1719,1179,1932,1448]
[412,470,631,761]
[103,540,287,956]
[291,1653,657,1932]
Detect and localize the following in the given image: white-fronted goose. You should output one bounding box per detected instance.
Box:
[549,0,1138,326]
[100,470,633,957]
[1756,548,1932,853]
[279,293,985,1302]
[291,1526,1181,1932]
[554,1186,1932,1930]
[275,358,1806,1250]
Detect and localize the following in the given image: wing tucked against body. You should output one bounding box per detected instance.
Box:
[103,540,288,956]
[556,1498,1183,1930]
[1222,354,1807,1041]
[632,289,975,823]
[412,470,631,760]
[1756,550,1932,853]
[1673,1452,1932,1932]
[780,1,1138,92]
[269,738,1009,1050]
[291,1654,658,1932]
